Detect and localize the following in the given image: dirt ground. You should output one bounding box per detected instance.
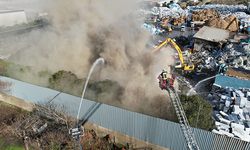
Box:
[0,102,26,149]
[227,67,250,80]
[0,101,128,150]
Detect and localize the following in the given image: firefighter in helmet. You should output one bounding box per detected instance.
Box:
[161,69,168,81]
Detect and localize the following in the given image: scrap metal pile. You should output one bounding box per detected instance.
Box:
[190,43,250,75]
[137,4,187,19]
[210,87,250,142]
[187,4,250,29]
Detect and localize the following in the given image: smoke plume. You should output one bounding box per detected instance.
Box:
[9,0,175,115]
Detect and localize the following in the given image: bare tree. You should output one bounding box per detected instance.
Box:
[0,78,13,94]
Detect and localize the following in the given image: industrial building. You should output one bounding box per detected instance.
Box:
[0,10,27,27]
[193,26,230,51]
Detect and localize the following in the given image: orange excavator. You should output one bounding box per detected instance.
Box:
[160,18,172,32]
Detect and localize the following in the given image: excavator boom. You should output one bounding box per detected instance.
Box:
[151,38,194,71]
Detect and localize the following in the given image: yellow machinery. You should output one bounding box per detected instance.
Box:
[161,19,172,32]
[151,38,194,73]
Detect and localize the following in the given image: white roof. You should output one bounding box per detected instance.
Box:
[193,26,230,42]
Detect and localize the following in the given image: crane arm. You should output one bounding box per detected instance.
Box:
[169,39,184,65]
[150,38,171,54]
[151,38,184,64]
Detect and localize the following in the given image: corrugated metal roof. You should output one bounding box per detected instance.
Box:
[193,26,229,42]
[214,75,250,89]
[1,76,250,150]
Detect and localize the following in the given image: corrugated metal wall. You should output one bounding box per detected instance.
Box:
[2,76,250,150]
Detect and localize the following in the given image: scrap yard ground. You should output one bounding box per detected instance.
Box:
[1,0,250,149]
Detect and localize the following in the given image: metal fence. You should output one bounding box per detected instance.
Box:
[2,76,250,150]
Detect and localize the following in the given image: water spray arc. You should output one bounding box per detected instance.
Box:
[187,75,218,96]
[76,58,105,121]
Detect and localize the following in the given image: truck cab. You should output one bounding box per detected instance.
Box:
[190,21,194,28]
[181,23,185,32]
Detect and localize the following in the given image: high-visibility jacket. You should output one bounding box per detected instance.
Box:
[162,72,167,80]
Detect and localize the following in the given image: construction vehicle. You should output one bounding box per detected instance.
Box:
[188,20,205,26]
[181,23,185,32]
[157,73,200,150]
[190,21,194,28]
[160,18,172,32]
[151,38,194,75]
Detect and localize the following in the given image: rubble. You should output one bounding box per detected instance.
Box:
[190,43,250,74]
[211,87,250,142]
[187,4,249,31]
[191,9,220,21]
[186,4,247,14]
[138,6,188,19]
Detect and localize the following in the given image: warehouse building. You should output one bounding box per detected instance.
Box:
[0,10,27,27]
[193,26,230,52]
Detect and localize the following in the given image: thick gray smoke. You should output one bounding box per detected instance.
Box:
[9,0,174,114]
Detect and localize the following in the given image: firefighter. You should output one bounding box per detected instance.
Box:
[160,69,167,82]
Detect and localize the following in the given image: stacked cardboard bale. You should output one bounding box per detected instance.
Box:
[205,18,228,29]
[171,15,186,26]
[205,14,239,31]
[224,14,239,31]
[192,9,239,31]
[191,9,219,21]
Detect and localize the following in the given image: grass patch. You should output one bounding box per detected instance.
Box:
[20,109,32,114]
[0,138,24,150]
[0,101,15,108]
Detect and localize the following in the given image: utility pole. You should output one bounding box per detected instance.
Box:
[195,102,202,128]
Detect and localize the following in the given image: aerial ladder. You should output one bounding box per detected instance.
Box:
[69,123,85,150]
[151,38,194,75]
[158,74,200,150]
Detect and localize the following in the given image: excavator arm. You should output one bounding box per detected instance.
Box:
[151,38,194,71]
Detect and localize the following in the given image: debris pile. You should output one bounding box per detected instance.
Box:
[146,6,187,18]
[186,4,247,14]
[205,14,239,31]
[210,87,250,142]
[187,4,249,30]
[142,23,165,35]
[191,43,250,74]
[170,15,187,26]
[191,9,219,21]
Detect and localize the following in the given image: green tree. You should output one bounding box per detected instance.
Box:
[49,70,78,90]
[180,94,215,131]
